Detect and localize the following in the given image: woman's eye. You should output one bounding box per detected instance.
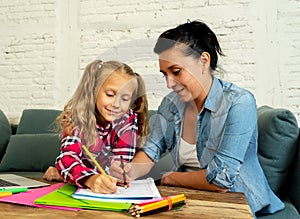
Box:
[172,69,181,75]
[122,96,131,101]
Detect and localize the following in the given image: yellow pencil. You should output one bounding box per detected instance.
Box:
[82,144,120,193]
[82,145,108,176]
[0,191,12,198]
[140,194,186,213]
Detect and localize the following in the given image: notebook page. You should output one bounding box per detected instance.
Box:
[73,178,161,203]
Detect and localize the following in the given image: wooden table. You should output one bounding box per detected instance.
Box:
[1,182,253,219]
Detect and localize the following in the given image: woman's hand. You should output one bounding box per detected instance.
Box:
[109,160,132,188]
[43,166,63,182]
[84,174,118,194]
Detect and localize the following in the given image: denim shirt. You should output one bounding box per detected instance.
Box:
[142,77,284,217]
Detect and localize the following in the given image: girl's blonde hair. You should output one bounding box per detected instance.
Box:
[57,60,149,147]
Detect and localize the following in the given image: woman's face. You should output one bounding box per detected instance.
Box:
[158,46,208,103]
[96,72,136,123]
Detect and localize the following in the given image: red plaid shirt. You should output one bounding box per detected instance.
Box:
[55,109,138,187]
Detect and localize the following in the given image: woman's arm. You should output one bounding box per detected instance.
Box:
[161,170,228,192]
[109,150,154,182]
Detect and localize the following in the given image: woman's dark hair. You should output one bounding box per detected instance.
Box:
[154,20,224,70]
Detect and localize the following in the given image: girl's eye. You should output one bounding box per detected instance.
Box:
[106,92,114,97]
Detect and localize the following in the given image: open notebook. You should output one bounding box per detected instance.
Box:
[0,174,49,189]
[73,178,161,203]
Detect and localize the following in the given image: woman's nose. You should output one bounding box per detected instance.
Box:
[166,76,177,89]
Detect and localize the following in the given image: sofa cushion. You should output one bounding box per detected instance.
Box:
[257,106,299,194]
[0,134,61,172]
[287,135,300,213]
[0,110,12,161]
[257,198,299,219]
[16,109,61,134]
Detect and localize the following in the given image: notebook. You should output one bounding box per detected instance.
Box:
[72,178,161,203]
[34,183,131,212]
[0,174,49,189]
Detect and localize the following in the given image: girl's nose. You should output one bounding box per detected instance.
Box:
[112,96,120,108]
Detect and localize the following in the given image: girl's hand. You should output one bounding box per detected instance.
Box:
[84,174,118,194]
[43,166,63,182]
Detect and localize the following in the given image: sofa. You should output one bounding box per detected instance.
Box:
[0,109,62,177]
[0,106,299,218]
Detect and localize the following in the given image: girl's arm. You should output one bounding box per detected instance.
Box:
[55,134,98,187]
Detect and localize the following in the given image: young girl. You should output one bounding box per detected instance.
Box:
[52,60,148,194]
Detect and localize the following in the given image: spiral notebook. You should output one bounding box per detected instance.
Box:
[73,178,161,203]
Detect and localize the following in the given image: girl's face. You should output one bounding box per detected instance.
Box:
[158,46,209,103]
[96,72,136,123]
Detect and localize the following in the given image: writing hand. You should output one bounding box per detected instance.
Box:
[84,174,118,194]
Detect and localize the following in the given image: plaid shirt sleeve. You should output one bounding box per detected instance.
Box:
[55,129,98,187]
[110,111,138,163]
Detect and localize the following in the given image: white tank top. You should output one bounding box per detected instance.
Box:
[178,137,200,172]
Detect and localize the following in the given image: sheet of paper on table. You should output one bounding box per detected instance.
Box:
[73,178,161,203]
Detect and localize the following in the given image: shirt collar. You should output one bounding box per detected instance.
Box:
[203,77,224,113]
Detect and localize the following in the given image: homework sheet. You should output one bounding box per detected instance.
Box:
[73,178,161,203]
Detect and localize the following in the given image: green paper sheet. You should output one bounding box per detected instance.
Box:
[34,183,131,212]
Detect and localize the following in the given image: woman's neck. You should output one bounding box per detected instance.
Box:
[193,74,213,112]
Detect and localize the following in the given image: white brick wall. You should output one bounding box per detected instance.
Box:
[0,0,299,125]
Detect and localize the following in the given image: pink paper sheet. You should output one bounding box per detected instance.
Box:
[0,182,81,211]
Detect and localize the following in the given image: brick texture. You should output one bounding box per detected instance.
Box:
[0,0,299,124]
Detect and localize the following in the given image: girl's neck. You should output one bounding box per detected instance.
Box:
[96,113,110,128]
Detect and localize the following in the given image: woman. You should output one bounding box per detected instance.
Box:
[111,20,284,217]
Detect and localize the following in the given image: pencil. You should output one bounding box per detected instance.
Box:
[132,201,185,217]
[82,145,107,176]
[137,194,186,213]
[120,155,127,189]
[0,191,12,198]
[129,194,186,213]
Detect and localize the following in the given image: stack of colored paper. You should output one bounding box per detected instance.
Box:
[129,194,186,217]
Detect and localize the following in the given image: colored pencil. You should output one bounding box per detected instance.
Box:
[120,155,127,189]
[129,194,186,217]
[0,187,28,194]
[132,201,185,217]
[82,145,107,176]
[139,194,185,213]
[0,191,13,198]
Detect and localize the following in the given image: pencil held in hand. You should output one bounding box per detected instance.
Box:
[82,145,107,175]
[120,156,127,189]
